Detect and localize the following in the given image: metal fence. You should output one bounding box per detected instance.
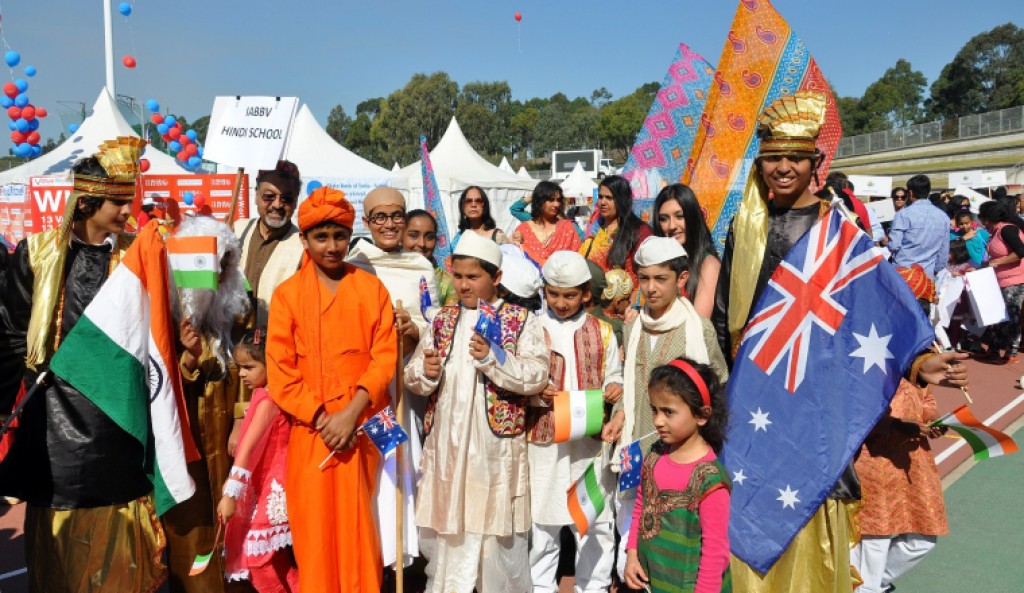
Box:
[836,105,1024,158]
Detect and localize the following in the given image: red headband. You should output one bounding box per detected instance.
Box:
[668,360,711,409]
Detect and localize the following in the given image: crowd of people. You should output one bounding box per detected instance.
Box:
[0,90,993,593]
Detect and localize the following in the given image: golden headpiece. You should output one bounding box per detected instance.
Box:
[756,91,827,158]
[73,136,147,198]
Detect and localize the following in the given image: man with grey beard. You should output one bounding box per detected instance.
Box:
[233,160,304,326]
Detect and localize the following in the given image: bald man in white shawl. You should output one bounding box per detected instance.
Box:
[346,186,439,568]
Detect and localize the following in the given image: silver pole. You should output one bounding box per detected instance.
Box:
[103,0,115,97]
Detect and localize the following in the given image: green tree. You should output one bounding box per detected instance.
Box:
[857,59,928,131]
[190,115,210,145]
[509,102,540,159]
[456,81,513,156]
[596,83,659,156]
[590,87,613,107]
[356,98,383,119]
[928,23,1024,118]
[345,113,379,163]
[371,72,458,165]
[326,105,353,144]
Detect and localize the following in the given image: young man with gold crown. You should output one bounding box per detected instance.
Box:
[712,92,970,593]
[0,137,168,592]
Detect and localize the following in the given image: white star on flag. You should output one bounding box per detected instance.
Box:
[732,469,747,486]
[849,324,894,374]
[370,426,379,434]
[777,485,800,509]
[749,408,772,432]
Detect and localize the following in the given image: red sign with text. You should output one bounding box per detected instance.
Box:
[137,173,249,227]
[28,175,73,234]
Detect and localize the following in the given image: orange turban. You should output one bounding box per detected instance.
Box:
[298,186,354,231]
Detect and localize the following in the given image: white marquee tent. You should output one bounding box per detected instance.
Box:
[0,88,189,186]
[283,104,395,181]
[517,166,532,180]
[498,156,514,174]
[560,161,598,200]
[399,117,534,235]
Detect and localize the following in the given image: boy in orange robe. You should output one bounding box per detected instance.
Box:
[266,186,397,592]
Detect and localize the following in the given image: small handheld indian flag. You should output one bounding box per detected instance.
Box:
[932,405,1019,461]
[167,235,219,290]
[189,522,222,575]
[553,389,604,442]
[567,460,605,537]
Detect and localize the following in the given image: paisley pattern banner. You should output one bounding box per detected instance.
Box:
[682,0,842,248]
[420,134,453,271]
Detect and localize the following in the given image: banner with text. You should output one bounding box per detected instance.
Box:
[848,175,893,198]
[0,183,29,245]
[203,96,298,171]
[302,177,393,237]
[29,175,73,234]
[139,174,250,227]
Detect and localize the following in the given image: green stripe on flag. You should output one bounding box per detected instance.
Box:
[582,462,605,517]
[584,389,604,437]
[948,425,992,460]
[172,269,218,290]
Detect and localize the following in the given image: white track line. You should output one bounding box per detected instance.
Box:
[935,392,1024,465]
[0,567,27,580]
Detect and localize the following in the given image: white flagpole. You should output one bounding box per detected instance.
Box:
[102,0,115,97]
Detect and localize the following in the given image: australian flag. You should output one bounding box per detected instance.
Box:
[419,276,432,319]
[361,406,409,457]
[617,440,643,492]
[721,207,935,573]
[474,299,507,365]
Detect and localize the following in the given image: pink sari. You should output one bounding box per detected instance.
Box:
[515,219,581,266]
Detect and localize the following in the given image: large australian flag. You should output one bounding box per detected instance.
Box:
[721,206,935,573]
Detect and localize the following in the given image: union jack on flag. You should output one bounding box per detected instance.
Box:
[722,206,935,573]
[419,276,432,319]
[617,439,643,492]
[361,406,409,457]
[474,299,507,365]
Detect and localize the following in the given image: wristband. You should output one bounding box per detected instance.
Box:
[909,352,934,387]
[222,466,252,500]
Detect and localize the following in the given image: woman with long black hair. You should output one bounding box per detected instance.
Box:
[652,183,721,317]
[511,180,581,266]
[452,185,507,247]
[579,175,651,285]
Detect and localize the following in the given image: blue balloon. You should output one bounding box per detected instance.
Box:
[14,79,28,93]
[69,123,79,134]
[15,119,29,132]
[14,94,29,108]
[145,99,160,113]
[7,121,16,131]
[185,129,197,141]
[157,123,169,135]
[187,156,201,168]
[182,191,194,206]
[4,51,20,68]
[30,144,42,157]
[28,119,39,131]
[14,143,28,157]
[306,180,323,196]
[0,97,12,109]
[164,115,176,127]
[118,2,131,16]
[169,140,182,152]
[24,66,36,77]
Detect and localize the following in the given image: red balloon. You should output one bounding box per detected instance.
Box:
[193,195,207,209]
[185,144,198,156]
[35,107,47,118]
[139,158,151,173]
[151,113,164,124]
[122,55,136,69]
[514,12,522,21]
[168,126,181,140]
[10,131,25,143]
[21,106,35,121]
[3,83,16,98]
[7,106,21,119]
[26,131,40,144]
[176,150,187,161]
[179,135,191,146]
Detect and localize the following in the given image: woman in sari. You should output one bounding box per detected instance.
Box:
[579,175,651,285]
[452,186,507,247]
[512,180,581,266]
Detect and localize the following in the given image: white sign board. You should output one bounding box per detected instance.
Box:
[953,185,991,214]
[965,267,1008,327]
[865,198,896,223]
[979,170,1008,188]
[848,175,893,198]
[948,170,983,188]
[203,96,298,171]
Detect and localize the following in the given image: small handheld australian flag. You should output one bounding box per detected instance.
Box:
[361,406,409,457]
[617,439,643,492]
[474,299,507,364]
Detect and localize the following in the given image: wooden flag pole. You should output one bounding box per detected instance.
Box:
[227,167,245,224]
[394,300,405,593]
[932,342,973,405]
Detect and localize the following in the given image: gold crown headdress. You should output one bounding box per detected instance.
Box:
[756,91,827,158]
[73,136,147,198]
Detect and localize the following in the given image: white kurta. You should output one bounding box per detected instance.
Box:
[529,312,622,526]
[345,241,439,567]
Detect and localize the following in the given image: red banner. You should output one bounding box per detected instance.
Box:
[28,175,73,234]
[137,173,249,228]
[0,183,29,246]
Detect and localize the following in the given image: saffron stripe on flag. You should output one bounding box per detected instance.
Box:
[933,405,1019,460]
[566,461,605,537]
[553,390,604,442]
[189,551,213,576]
[166,235,217,254]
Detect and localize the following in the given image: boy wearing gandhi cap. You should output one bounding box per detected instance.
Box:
[527,250,623,593]
[602,235,729,580]
[405,232,549,593]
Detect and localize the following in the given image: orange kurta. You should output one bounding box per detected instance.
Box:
[267,259,397,593]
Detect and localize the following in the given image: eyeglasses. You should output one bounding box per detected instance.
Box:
[368,211,407,226]
[894,195,907,201]
[464,198,485,205]
[259,192,296,205]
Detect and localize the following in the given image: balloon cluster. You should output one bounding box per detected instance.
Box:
[119,4,137,68]
[2,50,47,158]
[145,99,204,171]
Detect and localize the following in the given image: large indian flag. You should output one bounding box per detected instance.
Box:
[932,405,1019,461]
[566,460,606,536]
[50,221,199,515]
[553,389,604,443]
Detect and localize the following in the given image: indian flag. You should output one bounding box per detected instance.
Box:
[167,235,219,290]
[553,389,604,442]
[50,221,200,515]
[566,460,605,536]
[932,405,1019,461]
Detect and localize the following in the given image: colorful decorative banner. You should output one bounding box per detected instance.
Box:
[420,135,453,271]
[683,0,842,248]
[623,42,715,199]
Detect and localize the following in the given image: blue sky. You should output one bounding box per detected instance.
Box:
[3,0,1021,144]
